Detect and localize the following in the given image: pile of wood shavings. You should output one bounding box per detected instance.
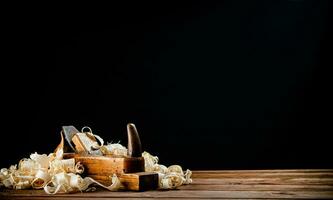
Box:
[0,128,192,194]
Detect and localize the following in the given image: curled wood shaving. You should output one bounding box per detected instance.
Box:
[142,151,192,189]
[0,150,123,194]
[31,169,51,189]
[100,143,128,156]
[43,173,122,194]
[0,141,123,194]
[81,126,104,151]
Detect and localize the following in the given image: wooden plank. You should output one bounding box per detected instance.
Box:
[192,171,333,178]
[1,170,333,199]
[192,172,333,179]
[1,190,333,199]
[192,178,333,185]
[180,184,333,191]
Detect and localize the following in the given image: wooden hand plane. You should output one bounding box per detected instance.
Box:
[62,123,158,191]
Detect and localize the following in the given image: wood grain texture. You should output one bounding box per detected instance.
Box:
[64,154,145,175]
[62,153,155,191]
[1,169,333,199]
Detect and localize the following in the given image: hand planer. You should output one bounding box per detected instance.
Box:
[61,123,158,191]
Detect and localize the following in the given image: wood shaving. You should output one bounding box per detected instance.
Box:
[100,143,128,156]
[142,151,192,189]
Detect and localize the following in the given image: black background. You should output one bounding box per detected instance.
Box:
[1,1,332,170]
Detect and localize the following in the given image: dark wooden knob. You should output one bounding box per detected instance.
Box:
[127,123,142,157]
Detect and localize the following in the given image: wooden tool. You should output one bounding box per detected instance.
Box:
[62,124,158,191]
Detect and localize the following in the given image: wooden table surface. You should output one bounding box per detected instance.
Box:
[1,169,333,199]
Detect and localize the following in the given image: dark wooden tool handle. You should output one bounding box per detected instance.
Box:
[127,123,142,157]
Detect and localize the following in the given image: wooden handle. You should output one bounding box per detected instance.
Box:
[127,123,142,157]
